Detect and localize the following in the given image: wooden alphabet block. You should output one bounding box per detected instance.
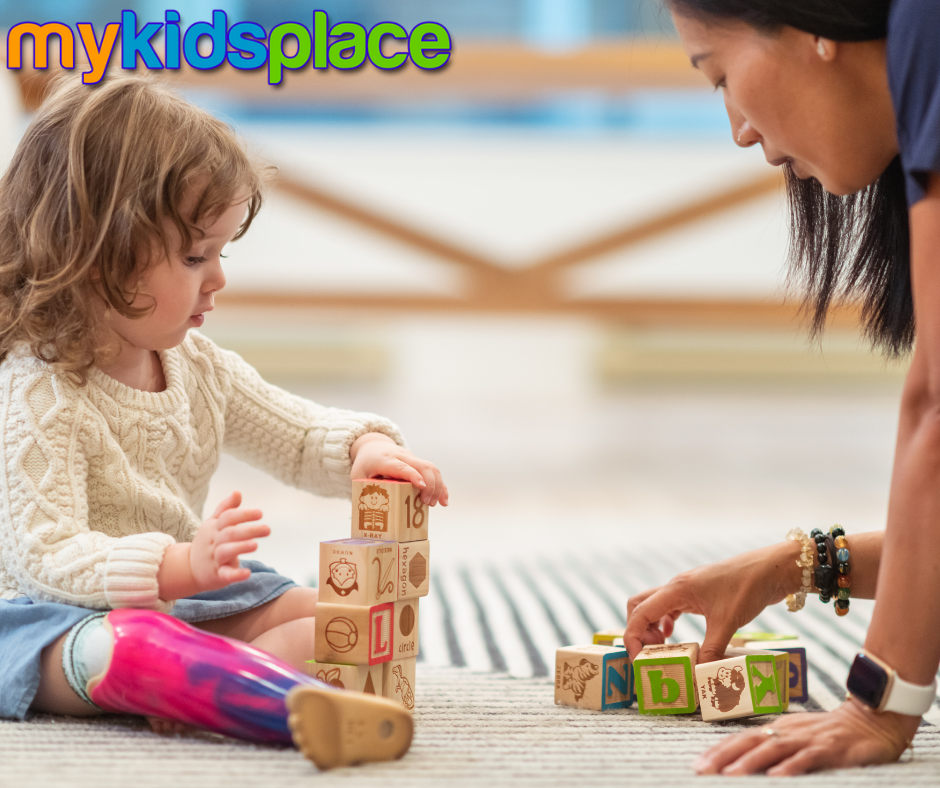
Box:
[314,601,394,666]
[318,539,398,606]
[397,540,430,600]
[592,629,624,648]
[382,657,416,711]
[304,660,383,696]
[392,598,419,660]
[554,645,634,710]
[730,631,798,648]
[740,640,808,704]
[696,649,790,721]
[352,479,429,543]
[633,642,700,715]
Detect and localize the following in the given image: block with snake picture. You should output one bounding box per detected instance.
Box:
[554,645,634,710]
[383,657,417,711]
[351,479,429,543]
[695,648,790,722]
[318,539,398,606]
[303,660,384,696]
[314,601,395,666]
[633,642,700,715]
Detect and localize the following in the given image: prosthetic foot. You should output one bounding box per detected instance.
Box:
[64,609,412,769]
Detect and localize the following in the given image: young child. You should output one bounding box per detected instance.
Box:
[0,74,448,770]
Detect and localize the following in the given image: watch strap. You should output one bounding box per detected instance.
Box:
[883,672,937,716]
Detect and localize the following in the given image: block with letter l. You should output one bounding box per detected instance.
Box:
[314,601,394,666]
[633,642,700,715]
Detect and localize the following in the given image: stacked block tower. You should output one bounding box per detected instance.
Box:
[307,479,430,711]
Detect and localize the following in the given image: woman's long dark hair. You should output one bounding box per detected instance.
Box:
[668,1,912,356]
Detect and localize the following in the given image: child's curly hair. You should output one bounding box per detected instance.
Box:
[0,74,267,383]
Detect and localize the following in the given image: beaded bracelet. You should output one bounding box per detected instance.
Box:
[810,528,835,603]
[831,525,851,617]
[785,528,815,612]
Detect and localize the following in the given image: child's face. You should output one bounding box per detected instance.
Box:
[105,195,249,351]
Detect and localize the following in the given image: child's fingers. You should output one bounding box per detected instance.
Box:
[211,491,242,519]
[217,522,270,543]
[216,507,264,529]
[215,540,258,566]
[217,564,251,584]
[375,458,427,489]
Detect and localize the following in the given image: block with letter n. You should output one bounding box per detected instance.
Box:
[554,644,634,710]
[633,642,700,715]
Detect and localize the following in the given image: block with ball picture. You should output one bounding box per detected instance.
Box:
[314,601,395,666]
[351,479,429,543]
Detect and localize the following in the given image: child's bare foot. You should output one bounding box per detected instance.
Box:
[147,716,195,736]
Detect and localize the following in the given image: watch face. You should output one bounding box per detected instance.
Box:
[847,653,889,708]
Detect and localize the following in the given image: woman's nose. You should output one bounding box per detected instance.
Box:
[733,119,760,148]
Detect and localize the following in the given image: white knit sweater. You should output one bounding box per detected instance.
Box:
[0,330,404,611]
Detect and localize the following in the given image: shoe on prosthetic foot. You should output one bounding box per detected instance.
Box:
[73,609,412,769]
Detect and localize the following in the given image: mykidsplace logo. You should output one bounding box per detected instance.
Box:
[6,10,452,86]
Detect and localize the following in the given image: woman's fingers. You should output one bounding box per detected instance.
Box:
[721,736,807,776]
[695,729,775,774]
[765,746,833,776]
[698,617,738,663]
[624,584,696,658]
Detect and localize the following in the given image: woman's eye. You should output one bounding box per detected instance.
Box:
[185,256,206,266]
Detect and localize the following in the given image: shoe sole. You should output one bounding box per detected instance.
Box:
[286,685,414,770]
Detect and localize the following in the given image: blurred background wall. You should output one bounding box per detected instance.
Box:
[0,1,906,588]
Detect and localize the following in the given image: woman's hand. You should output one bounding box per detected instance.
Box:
[695,699,918,775]
[624,540,802,663]
[157,491,270,600]
[350,433,449,506]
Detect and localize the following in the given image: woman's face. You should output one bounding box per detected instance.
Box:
[671,10,898,195]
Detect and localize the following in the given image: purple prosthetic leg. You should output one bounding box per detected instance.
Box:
[89,609,328,743]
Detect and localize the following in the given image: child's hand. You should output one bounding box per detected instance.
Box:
[189,491,270,591]
[350,433,449,506]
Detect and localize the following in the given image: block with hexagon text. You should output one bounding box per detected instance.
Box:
[397,539,429,600]
[318,538,398,607]
[696,648,789,722]
[314,601,394,666]
[633,642,700,715]
[351,479,429,543]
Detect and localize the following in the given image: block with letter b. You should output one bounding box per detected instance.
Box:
[318,539,398,606]
[696,648,790,721]
[352,479,429,543]
[314,601,394,666]
[554,645,634,710]
[633,642,700,715]
[304,660,383,696]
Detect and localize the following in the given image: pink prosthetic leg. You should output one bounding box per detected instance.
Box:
[86,609,412,768]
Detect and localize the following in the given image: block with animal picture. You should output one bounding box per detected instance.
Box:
[554,645,634,711]
[314,601,394,666]
[352,479,429,543]
[696,648,790,722]
[738,640,808,704]
[382,657,416,711]
[392,598,419,660]
[318,539,398,607]
[397,539,430,600]
[303,660,383,696]
[633,642,700,715]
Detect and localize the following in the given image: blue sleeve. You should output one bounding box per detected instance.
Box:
[887,0,940,205]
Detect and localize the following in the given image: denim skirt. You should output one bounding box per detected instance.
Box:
[0,561,297,721]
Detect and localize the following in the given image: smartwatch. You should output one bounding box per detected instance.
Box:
[846,651,937,716]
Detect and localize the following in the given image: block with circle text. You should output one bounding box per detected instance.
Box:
[351,479,429,543]
[397,539,430,600]
[554,645,634,711]
[696,648,789,721]
[382,657,417,711]
[738,641,807,704]
[318,538,398,607]
[314,601,394,666]
[633,642,700,715]
[303,660,383,696]
[392,598,419,660]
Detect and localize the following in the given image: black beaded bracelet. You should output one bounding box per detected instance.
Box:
[812,529,836,603]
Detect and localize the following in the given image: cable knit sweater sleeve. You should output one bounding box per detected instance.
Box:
[0,364,175,609]
[184,332,406,498]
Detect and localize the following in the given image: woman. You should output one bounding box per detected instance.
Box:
[624,0,940,775]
